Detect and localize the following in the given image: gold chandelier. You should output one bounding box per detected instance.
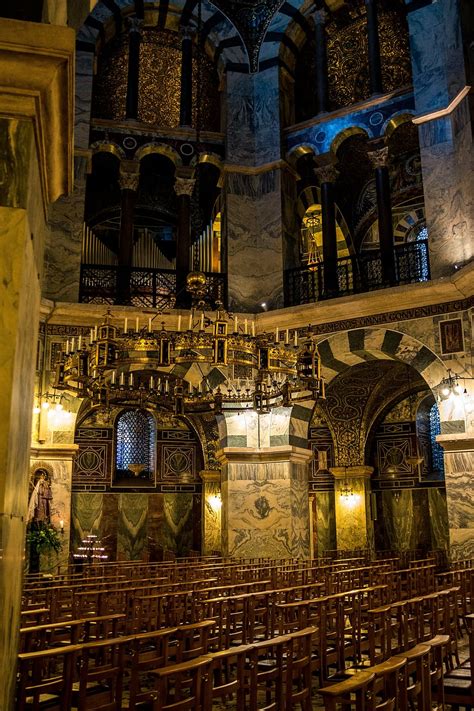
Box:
[55,307,325,415]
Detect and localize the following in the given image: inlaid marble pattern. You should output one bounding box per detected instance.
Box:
[221,456,310,559]
[202,478,222,555]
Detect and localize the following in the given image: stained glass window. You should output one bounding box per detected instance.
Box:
[116,409,155,475]
[429,403,444,475]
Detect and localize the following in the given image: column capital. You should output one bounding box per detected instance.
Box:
[330,465,374,479]
[315,163,338,184]
[119,161,140,191]
[180,25,196,39]
[437,434,474,452]
[126,17,144,35]
[199,470,221,483]
[312,8,328,25]
[174,176,196,197]
[216,445,314,466]
[368,145,389,169]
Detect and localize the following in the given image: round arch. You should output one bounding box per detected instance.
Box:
[134,143,182,168]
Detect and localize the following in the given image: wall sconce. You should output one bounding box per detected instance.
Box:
[208,494,222,511]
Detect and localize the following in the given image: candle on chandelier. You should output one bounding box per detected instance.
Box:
[129,373,134,387]
[94,325,98,340]
[234,316,238,333]
[119,372,125,386]
[294,331,298,347]
[200,313,204,331]
[135,317,139,332]
[78,335,82,350]
[65,340,70,355]
[285,329,289,345]
[90,328,94,343]
[148,317,152,332]
[188,313,193,331]
[124,318,128,334]
[111,370,116,385]
[150,375,155,390]
[252,322,255,338]
[275,327,279,343]
[177,315,181,332]
[165,380,169,394]
[71,337,75,353]
[244,319,248,335]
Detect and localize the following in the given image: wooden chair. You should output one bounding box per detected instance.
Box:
[16,644,80,710]
[444,613,474,709]
[402,643,432,711]
[318,670,376,710]
[150,655,212,711]
[125,627,178,709]
[205,643,253,710]
[74,637,127,710]
[365,655,408,711]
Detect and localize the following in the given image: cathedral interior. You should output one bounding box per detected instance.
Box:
[0,0,473,707]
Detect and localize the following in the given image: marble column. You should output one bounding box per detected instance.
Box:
[117,161,140,304]
[225,67,286,311]
[438,434,474,562]
[125,18,143,121]
[365,0,383,95]
[368,145,396,286]
[0,19,74,707]
[174,173,195,308]
[30,444,78,572]
[313,9,329,114]
[199,470,222,555]
[405,0,474,276]
[179,27,193,128]
[330,466,374,552]
[218,446,312,559]
[315,162,339,296]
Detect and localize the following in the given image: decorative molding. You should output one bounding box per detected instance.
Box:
[0,18,75,205]
[174,176,195,197]
[216,445,313,465]
[368,146,390,169]
[437,435,474,452]
[330,466,374,479]
[412,86,471,125]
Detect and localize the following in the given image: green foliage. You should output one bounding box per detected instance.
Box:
[26,523,62,555]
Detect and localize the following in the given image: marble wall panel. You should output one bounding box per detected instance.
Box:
[407,0,466,113]
[334,477,372,551]
[314,492,336,556]
[75,51,94,150]
[202,479,221,555]
[43,156,88,303]
[428,488,449,552]
[418,103,474,278]
[71,492,103,554]
[226,68,281,166]
[222,459,309,559]
[226,172,284,312]
[117,493,148,560]
[376,489,435,552]
[443,448,474,561]
[161,494,195,555]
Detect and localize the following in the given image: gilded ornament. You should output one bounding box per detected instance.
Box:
[174,176,196,197]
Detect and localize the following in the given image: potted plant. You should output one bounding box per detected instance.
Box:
[26,522,62,573]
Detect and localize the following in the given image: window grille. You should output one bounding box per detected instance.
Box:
[116,409,155,473]
[429,403,444,475]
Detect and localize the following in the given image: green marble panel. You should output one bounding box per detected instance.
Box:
[117,493,148,560]
[162,494,194,556]
[315,492,336,556]
[0,119,33,208]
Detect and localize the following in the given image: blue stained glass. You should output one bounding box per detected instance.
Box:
[116,409,155,472]
[429,403,444,475]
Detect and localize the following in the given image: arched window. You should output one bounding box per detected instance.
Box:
[115,409,155,480]
[429,403,444,476]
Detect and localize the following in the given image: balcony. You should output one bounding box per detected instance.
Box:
[79,265,227,309]
[284,240,430,307]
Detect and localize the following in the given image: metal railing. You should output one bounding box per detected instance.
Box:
[79,265,227,309]
[284,240,430,307]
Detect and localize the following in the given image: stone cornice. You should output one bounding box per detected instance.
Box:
[216,445,313,465]
[330,466,374,479]
[0,19,75,205]
[437,434,474,452]
[31,443,79,459]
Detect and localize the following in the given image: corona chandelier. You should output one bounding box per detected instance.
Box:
[55,275,325,415]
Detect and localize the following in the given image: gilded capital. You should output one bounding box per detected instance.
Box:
[315,163,338,184]
[368,146,390,170]
[174,176,196,197]
[119,163,140,191]
[126,17,144,34]
[313,9,328,26]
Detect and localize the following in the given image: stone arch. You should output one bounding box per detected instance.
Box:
[134,143,182,168]
[330,127,372,156]
[315,328,454,422]
[90,141,125,160]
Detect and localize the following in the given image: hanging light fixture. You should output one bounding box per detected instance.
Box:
[54,307,325,415]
